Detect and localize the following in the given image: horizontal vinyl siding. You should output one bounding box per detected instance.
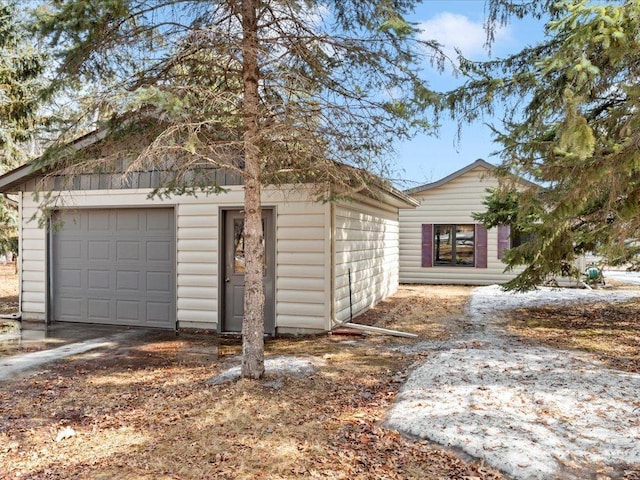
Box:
[19,200,46,320]
[176,202,218,329]
[334,203,399,324]
[400,167,522,285]
[275,197,329,332]
[18,185,333,332]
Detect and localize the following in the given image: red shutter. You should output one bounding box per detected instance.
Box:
[497,224,511,260]
[421,224,433,268]
[475,224,488,268]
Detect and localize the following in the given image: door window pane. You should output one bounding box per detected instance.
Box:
[233,219,245,273]
[232,218,266,274]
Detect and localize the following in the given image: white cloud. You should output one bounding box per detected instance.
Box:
[418,12,511,61]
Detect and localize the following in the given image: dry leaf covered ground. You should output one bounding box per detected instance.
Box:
[2,264,640,479]
[507,299,640,374]
[0,280,508,480]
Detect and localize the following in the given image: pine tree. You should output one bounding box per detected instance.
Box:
[0,1,44,258]
[35,0,441,378]
[449,0,640,290]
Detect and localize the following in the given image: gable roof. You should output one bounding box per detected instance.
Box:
[404,159,496,196]
[404,158,538,196]
[0,120,417,209]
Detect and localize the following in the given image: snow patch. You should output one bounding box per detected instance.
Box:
[387,285,640,479]
[208,355,324,385]
[0,335,125,381]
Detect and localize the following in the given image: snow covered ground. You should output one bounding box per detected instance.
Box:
[386,285,640,479]
[604,268,640,285]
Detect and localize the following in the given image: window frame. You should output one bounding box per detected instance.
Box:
[433,223,476,267]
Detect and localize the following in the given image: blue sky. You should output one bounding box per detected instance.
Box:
[394,1,546,188]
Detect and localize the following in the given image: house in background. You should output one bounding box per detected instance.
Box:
[399,159,526,286]
[0,128,417,334]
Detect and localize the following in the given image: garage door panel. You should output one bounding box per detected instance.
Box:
[147,301,171,324]
[147,241,171,261]
[60,215,82,231]
[147,271,171,293]
[59,240,83,260]
[147,209,172,231]
[88,298,110,319]
[116,270,140,290]
[52,208,176,328]
[117,300,139,320]
[116,211,141,231]
[116,241,140,261]
[59,297,83,318]
[88,211,111,230]
[59,269,82,288]
[89,240,110,260]
[88,270,110,289]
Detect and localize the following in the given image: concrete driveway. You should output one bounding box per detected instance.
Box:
[0,321,179,381]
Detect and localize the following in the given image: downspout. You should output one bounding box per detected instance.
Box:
[348,267,353,323]
[329,201,335,329]
[17,193,22,320]
[46,208,52,325]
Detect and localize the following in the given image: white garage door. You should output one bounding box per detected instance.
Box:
[51,208,176,328]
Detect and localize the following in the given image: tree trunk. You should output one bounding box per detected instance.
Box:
[240,0,265,380]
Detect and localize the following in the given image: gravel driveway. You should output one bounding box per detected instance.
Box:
[386,285,640,479]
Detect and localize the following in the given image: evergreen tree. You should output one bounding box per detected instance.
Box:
[35,0,441,378]
[449,0,640,290]
[0,1,44,259]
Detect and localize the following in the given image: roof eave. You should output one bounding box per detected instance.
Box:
[404,159,494,195]
[0,163,41,193]
[377,185,419,208]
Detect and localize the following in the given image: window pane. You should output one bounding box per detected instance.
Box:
[233,218,245,273]
[434,225,453,264]
[511,229,534,249]
[456,225,475,265]
[232,218,266,275]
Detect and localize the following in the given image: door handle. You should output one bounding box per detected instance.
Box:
[225,277,230,282]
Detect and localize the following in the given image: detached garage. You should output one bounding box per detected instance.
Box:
[0,144,416,334]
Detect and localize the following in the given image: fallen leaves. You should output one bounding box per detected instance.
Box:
[351,285,472,341]
[0,263,18,315]
[507,298,640,373]
[0,286,509,480]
